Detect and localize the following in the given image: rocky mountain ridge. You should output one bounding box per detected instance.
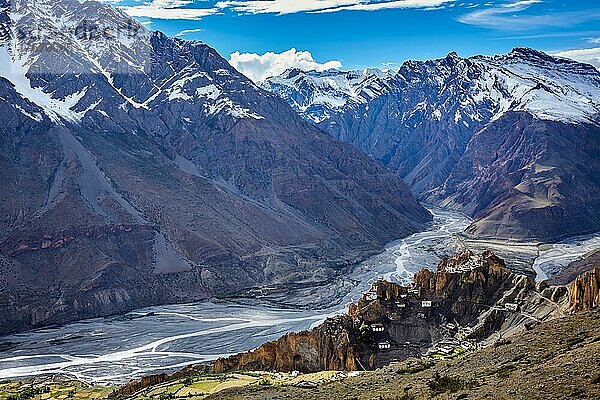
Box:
[262,67,397,124]
[212,250,591,374]
[265,49,600,128]
[263,49,600,241]
[0,0,431,334]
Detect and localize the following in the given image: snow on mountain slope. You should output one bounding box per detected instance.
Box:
[260,68,398,123]
[474,49,600,124]
[0,0,264,123]
[264,49,600,242]
[264,48,600,127]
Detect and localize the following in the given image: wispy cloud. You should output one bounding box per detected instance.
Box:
[176,28,203,36]
[491,30,600,41]
[229,48,342,82]
[215,0,357,15]
[553,47,600,69]
[120,0,219,20]
[215,0,453,15]
[314,0,454,13]
[103,0,467,21]
[459,0,600,31]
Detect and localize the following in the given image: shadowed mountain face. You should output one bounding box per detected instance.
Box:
[0,0,431,334]
[263,49,600,241]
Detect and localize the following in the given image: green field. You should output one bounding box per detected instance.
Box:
[0,370,351,399]
[0,379,113,400]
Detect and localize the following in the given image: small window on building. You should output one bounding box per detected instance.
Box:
[365,292,378,301]
[378,341,391,349]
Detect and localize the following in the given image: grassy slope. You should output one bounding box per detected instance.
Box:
[208,309,600,400]
[1,310,598,400]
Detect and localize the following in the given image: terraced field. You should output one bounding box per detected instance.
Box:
[0,370,356,399]
[0,379,113,400]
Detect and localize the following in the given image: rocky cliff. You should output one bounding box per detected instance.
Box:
[566,267,600,312]
[211,251,577,373]
[214,316,359,373]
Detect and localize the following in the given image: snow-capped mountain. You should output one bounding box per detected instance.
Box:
[264,49,600,241]
[0,0,431,334]
[260,68,398,123]
[1,0,268,124]
[265,49,600,128]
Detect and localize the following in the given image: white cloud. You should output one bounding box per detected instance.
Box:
[491,31,599,41]
[553,47,600,69]
[315,0,453,13]
[120,0,219,20]
[176,28,203,36]
[458,0,541,29]
[228,48,342,82]
[459,0,600,30]
[216,0,358,14]
[110,0,459,20]
[216,0,453,15]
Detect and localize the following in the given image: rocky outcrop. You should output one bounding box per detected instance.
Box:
[566,267,600,312]
[213,316,359,373]
[210,251,575,374]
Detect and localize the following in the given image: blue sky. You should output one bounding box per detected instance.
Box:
[109,0,600,80]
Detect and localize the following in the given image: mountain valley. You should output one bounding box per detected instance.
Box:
[0,0,599,397]
[264,50,600,241]
[0,0,430,334]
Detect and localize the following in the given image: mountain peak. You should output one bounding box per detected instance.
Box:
[508,47,557,62]
[446,51,460,59]
[277,67,304,79]
[510,46,540,55]
[503,46,600,76]
[261,66,401,123]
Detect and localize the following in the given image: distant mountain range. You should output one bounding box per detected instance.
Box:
[263,49,600,241]
[0,0,431,333]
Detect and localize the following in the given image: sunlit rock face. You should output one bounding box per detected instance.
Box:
[212,251,584,373]
[264,49,600,241]
[566,267,600,313]
[0,0,431,334]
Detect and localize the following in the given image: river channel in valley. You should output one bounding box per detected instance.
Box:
[0,206,597,384]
